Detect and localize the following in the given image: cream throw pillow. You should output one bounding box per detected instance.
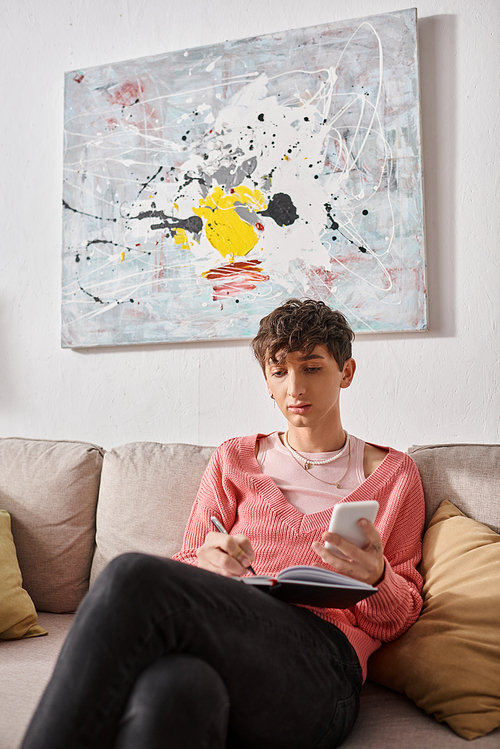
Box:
[0,510,47,640]
[368,499,500,740]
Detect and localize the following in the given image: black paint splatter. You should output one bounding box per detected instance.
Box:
[325,203,368,254]
[63,200,117,222]
[130,208,203,235]
[78,282,136,306]
[259,193,298,226]
[135,166,163,200]
[78,283,106,305]
[324,203,339,231]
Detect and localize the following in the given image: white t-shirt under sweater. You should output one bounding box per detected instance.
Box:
[256,432,366,514]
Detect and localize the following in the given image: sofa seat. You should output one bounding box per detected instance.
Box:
[0,614,74,749]
[345,682,500,748]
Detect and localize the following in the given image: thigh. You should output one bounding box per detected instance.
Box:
[195,596,362,749]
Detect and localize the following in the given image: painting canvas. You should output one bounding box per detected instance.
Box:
[62,7,426,347]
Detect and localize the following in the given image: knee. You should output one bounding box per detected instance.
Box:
[93,552,168,602]
[131,654,229,714]
[116,655,230,748]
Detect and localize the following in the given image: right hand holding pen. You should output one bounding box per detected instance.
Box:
[197,532,255,577]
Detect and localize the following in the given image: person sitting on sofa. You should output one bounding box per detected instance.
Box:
[21,298,425,749]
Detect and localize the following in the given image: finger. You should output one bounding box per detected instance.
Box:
[213,534,254,571]
[205,532,243,558]
[199,544,248,577]
[322,532,360,561]
[312,531,385,585]
[232,534,255,565]
[220,534,254,568]
[312,538,354,566]
[214,549,249,577]
[197,534,246,576]
[358,520,384,555]
[311,541,359,577]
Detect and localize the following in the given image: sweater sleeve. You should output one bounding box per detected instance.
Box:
[352,456,425,641]
[171,443,239,566]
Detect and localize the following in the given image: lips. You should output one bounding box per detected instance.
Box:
[288,403,312,415]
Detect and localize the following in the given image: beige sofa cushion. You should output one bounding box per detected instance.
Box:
[0,510,47,640]
[90,442,215,584]
[408,443,500,532]
[0,438,103,613]
[369,500,500,740]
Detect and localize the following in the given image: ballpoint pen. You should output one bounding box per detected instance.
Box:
[210,516,257,575]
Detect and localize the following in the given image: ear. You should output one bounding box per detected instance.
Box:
[340,358,356,389]
[264,375,274,399]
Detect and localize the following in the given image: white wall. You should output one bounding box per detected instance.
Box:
[1,0,499,451]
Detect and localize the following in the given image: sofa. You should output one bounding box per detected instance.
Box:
[0,436,499,748]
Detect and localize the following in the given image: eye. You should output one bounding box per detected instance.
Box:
[305,366,321,373]
[271,369,287,378]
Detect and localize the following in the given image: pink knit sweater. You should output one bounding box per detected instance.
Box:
[173,433,425,680]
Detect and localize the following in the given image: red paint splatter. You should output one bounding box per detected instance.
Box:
[107,81,143,107]
[104,80,157,131]
[73,73,84,84]
[202,259,270,300]
[255,222,264,231]
[310,267,340,286]
[203,259,263,280]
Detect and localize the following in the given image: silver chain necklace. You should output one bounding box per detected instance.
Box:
[283,430,350,470]
[282,433,352,488]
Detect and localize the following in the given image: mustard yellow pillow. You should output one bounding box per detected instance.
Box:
[368,499,500,740]
[0,510,47,640]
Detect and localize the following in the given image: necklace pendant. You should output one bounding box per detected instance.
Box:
[336,483,341,489]
[304,462,310,471]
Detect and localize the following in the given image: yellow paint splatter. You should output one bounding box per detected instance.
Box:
[173,228,191,251]
[193,186,267,258]
[120,251,125,262]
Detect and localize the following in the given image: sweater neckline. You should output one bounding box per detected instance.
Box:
[240,432,403,535]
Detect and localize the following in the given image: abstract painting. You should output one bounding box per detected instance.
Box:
[62,8,426,347]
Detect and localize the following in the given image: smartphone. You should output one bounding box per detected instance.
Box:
[326,501,379,559]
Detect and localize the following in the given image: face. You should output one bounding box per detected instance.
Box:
[264,345,355,431]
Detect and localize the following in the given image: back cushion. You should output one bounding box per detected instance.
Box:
[90,442,215,584]
[0,438,104,612]
[409,444,500,533]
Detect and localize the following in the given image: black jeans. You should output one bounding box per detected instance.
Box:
[21,554,362,749]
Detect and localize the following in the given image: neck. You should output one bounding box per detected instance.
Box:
[284,424,347,453]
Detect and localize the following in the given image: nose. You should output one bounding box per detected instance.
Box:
[287,371,306,399]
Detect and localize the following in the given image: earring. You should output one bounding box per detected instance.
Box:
[270,394,274,400]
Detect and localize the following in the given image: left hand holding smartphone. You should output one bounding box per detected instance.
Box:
[313,521,385,587]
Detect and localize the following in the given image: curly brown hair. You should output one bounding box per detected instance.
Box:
[251,299,354,372]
